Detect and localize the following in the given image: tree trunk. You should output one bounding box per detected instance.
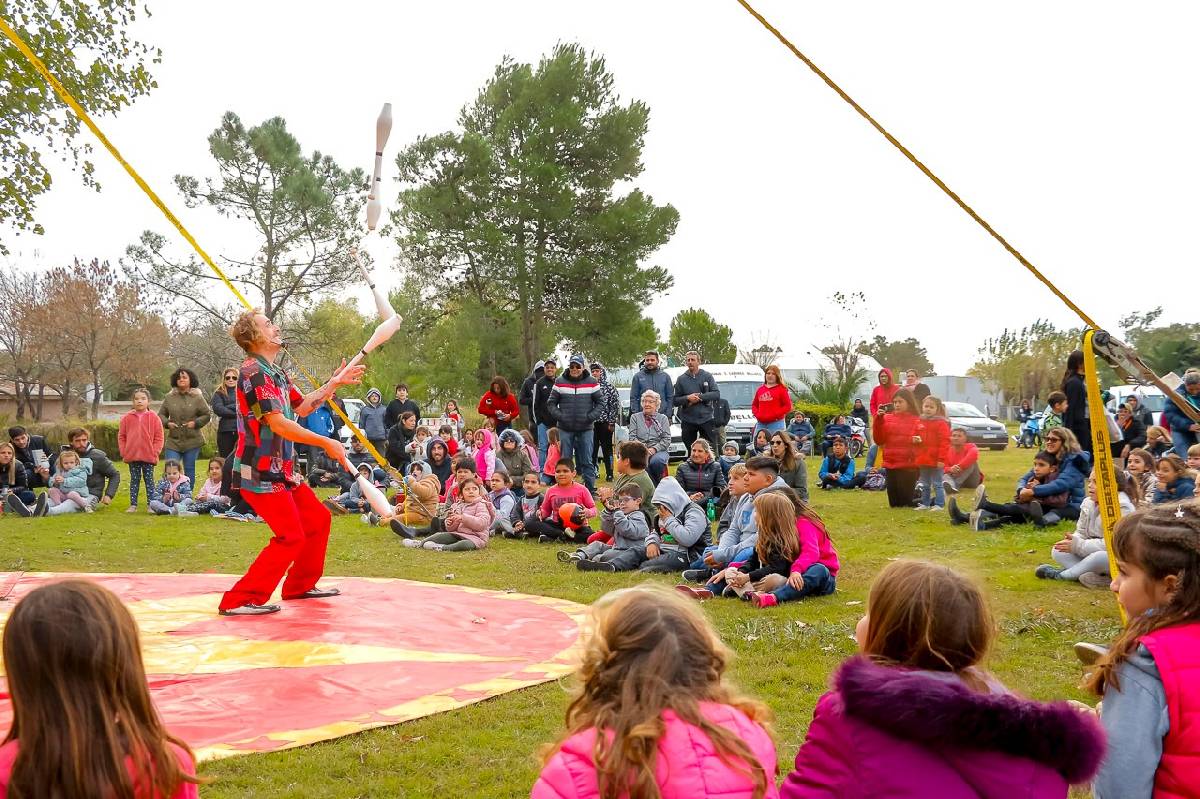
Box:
[35,384,45,420]
[60,379,72,417]
[91,370,102,418]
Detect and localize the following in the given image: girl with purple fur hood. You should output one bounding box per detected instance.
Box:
[782,560,1106,799]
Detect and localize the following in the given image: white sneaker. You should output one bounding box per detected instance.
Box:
[401,539,423,549]
[930,505,944,512]
[422,540,445,551]
[942,479,958,496]
[913,505,930,511]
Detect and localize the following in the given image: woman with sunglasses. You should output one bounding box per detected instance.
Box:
[769,430,808,501]
[212,368,241,458]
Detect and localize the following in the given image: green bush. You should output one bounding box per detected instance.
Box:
[0,417,216,461]
[793,400,846,439]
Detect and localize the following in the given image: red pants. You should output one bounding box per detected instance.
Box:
[219,483,331,610]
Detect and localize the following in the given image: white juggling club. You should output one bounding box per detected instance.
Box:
[366,103,392,231]
[342,313,404,374]
[341,457,393,517]
[351,248,396,323]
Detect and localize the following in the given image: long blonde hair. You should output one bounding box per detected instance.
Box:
[546,585,773,798]
[752,492,800,565]
[0,442,15,486]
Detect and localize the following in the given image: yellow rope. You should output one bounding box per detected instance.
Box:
[733,0,1100,331]
[0,14,392,473]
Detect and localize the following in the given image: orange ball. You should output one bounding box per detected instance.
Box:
[558,502,584,530]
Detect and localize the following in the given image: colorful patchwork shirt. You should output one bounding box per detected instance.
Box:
[233,355,303,494]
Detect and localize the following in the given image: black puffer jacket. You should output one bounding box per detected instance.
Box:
[532,374,557,427]
[546,369,602,433]
[674,457,727,506]
[211,387,239,434]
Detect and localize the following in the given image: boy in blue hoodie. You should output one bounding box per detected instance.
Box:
[818,438,858,489]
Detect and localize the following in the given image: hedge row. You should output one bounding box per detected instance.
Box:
[1,418,217,461]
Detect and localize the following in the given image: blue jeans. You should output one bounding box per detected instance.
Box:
[537,424,552,484]
[918,465,945,507]
[163,447,200,489]
[865,444,879,469]
[691,544,754,572]
[771,563,836,603]
[558,428,596,491]
[1171,429,1198,460]
[648,451,670,485]
[753,420,785,438]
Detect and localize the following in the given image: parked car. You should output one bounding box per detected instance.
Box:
[945,401,1008,450]
[337,397,366,447]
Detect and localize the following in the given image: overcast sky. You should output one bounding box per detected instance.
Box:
[5,0,1197,373]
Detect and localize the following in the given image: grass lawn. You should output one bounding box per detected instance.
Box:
[0,444,1121,797]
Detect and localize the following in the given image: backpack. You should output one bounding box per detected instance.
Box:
[863,470,886,491]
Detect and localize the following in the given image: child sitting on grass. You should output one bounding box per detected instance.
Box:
[1126,447,1158,506]
[1145,425,1173,459]
[524,459,597,544]
[780,560,1104,796]
[677,491,798,602]
[497,429,534,488]
[505,472,545,539]
[322,463,375,515]
[746,487,838,608]
[1151,453,1195,504]
[1189,442,1200,471]
[488,471,517,536]
[532,585,777,799]
[718,440,743,481]
[45,448,93,514]
[0,579,200,797]
[1088,504,1200,798]
[189,457,232,515]
[559,484,649,572]
[401,476,495,551]
[817,437,857,490]
[148,459,192,517]
[949,450,1066,530]
[1035,469,1139,588]
[379,469,441,537]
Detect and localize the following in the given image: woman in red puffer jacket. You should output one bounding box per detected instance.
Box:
[873,388,923,508]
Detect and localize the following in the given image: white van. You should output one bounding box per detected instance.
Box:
[664,363,766,458]
[1105,384,1167,424]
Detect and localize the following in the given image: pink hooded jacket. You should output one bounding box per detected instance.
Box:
[475,429,498,481]
[445,495,496,548]
[532,702,779,799]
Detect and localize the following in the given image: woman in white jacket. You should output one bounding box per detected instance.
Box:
[1033,468,1139,588]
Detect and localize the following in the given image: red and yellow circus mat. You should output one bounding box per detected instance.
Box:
[0,573,586,761]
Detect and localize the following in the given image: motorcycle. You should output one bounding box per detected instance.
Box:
[846,416,868,459]
[1016,412,1043,449]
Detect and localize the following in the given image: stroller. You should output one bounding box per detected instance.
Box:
[1016,412,1043,449]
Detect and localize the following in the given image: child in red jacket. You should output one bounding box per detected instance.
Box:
[915,396,951,511]
[873,388,923,508]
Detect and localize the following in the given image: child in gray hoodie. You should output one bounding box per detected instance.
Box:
[560,484,650,572]
[639,477,710,573]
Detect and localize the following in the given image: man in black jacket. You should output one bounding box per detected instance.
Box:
[547,355,603,492]
[673,352,721,450]
[384,384,421,430]
[8,426,54,487]
[519,360,544,438]
[533,357,558,468]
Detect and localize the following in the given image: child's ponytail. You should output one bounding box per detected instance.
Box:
[1087,504,1200,695]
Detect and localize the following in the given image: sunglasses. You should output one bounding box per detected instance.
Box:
[771,440,785,446]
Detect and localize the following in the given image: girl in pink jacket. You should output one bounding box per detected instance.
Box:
[781,560,1105,799]
[402,477,495,552]
[533,584,779,799]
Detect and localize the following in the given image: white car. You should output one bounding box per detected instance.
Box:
[945,401,1008,450]
[337,397,366,448]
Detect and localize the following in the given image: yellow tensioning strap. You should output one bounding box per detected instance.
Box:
[733,0,1100,331]
[0,15,391,473]
[1083,330,1126,623]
